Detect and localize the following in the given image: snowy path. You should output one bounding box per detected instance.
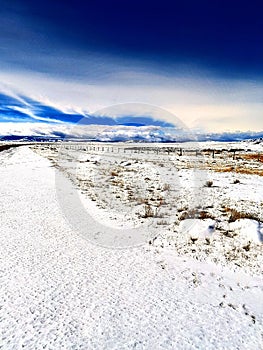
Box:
[0,147,262,349]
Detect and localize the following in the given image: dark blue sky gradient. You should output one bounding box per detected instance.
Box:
[1,0,262,78]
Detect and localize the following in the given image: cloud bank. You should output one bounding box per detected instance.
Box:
[1,90,263,143]
[0,91,174,127]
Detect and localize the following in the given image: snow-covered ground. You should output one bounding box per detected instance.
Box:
[0,144,262,349]
[34,141,263,272]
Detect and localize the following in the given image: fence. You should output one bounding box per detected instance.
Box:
[34,143,262,163]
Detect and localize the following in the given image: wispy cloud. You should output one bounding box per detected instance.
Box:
[1,71,262,133]
[0,90,175,130]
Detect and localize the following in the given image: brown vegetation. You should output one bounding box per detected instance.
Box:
[110,170,119,177]
[223,207,260,223]
[179,209,214,220]
[242,153,263,163]
[211,166,263,177]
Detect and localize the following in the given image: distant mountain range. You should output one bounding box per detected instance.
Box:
[1,91,263,143]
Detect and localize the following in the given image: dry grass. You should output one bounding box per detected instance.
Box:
[224,207,260,223]
[211,166,263,177]
[137,197,149,205]
[139,204,166,219]
[213,166,235,173]
[141,204,155,218]
[110,179,124,188]
[157,220,169,225]
[179,209,214,220]
[179,209,197,220]
[163,183,171,191]
[242,153,263,163]
[198,211,215,219]
[110,170,119,177]
[157,197,166,207]
[177,206,188,213]
[149,151,263,177]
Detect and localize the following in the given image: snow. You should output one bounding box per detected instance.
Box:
[229,219,263,244]
[179,218,216,239]
[0,145,262,349]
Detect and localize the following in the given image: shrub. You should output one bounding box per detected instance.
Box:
[142,204,154,218]
[137,198,148,205]
[110,170,119,177]
[179,209,214,220]
[205,180,213,187]
[224,207,260,223]
[157,220,169,225]
[199,211,214,219]
[228,208,245,222]
[179,209,198,220]
[163,183,171,191]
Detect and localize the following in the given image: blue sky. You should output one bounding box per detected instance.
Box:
[0,0,262,134]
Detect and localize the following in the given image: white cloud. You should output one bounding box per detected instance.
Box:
[0,68,262,132]
[11,106,65,124]
[0,122,190,142]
